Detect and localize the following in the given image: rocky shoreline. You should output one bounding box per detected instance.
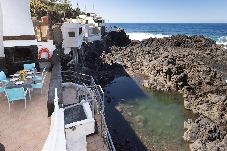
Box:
[62,30,227,150]
[100,34,227,150]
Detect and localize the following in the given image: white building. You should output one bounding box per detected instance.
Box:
[61,23,84,54]
[76,13,105,42]
[0,1,3,57]
[0,0,36,51]
[83,24,101,43]
[0,0,55,59]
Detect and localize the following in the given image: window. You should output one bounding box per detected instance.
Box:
[79,27,83,35]
[68,32,75,37]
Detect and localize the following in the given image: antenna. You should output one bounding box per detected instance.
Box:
[84,4,87,13]
[93,3,95,12]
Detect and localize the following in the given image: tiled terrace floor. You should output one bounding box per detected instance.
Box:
[87,114,108,151]
[0,72,51,151]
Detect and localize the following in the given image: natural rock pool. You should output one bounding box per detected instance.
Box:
[104,76,197,151]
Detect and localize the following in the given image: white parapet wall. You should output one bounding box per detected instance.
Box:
[37,40,56,59]
[0,1,3,57]
[65,102,95,133]
[65,101,95,151]
[42,89,67,151]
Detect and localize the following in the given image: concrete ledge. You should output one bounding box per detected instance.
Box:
[65,102,95,135]
[3,35,36,40]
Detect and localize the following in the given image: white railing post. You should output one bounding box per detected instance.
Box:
[50,88,59,150]
[54,88,59,107]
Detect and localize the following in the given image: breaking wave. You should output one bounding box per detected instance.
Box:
[127,32,171,41]
[216,36,227,49]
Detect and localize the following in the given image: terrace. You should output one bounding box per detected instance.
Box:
[0,72,51,151]
[0,50,114,151]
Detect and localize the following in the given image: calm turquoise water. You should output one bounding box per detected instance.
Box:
[105,76,196,150]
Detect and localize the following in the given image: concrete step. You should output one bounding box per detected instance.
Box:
[66,127,87,151]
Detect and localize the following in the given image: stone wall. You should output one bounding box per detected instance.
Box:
[47,49,63,116]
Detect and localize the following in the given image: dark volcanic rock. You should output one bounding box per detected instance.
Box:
[103,29,131,48]
[101,35,227,150]
[184,116,227,151]
[61,33,227,150]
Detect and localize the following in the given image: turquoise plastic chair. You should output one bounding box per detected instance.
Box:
[5,87,30,112]
[0,71,9,85]
[0,87,4,94]
[31,72,47,94]
[23,63,35,71]
[0,82,5,94]
[32,67,46,81]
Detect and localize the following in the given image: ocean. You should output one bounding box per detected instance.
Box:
[108,23,227,47]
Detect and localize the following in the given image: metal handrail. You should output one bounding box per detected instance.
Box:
[83,83,115,151]
[62,71,116,151]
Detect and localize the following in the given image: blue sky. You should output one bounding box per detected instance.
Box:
[71,0,227,23]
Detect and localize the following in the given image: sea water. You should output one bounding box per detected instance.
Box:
[108,23,227,47]
[105,76,197,150]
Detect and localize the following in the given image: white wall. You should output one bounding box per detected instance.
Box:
[0,1,4,57]
[61,23,83,54]
[0,0,35,36]
[42,89,67,151]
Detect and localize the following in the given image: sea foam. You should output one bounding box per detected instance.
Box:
[216,36,227,49]
[127,32,171,41]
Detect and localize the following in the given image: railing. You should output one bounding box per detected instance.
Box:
[82,83,115,151]
[62,70,115,151]
[86,85,104,113]
[61,70,94,86]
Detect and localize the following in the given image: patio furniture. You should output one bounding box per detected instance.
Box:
[31,72,47,94]
[32,67,46,81]
[0,82,5,94]
[23,63,35,71]
[6,78,33,89]
[0,87,4,94]
[0,71,9,85]
[6,75,33,101]
[5,87,30,112]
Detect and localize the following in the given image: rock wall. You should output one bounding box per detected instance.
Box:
[103,29,131,48]
[102,35,227,150]
[48,49,63,117]
[61,31,227,150]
